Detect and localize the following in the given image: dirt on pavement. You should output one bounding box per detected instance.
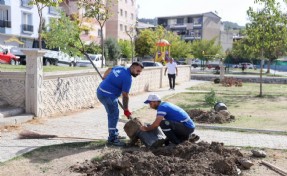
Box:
[71,140,247,176]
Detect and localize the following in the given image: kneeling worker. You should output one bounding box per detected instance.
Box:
[140,94,197,145]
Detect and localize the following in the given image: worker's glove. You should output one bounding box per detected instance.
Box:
[124,109,132,118]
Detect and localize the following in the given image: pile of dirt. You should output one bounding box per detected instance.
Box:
[70,141,249,176]
[188,109,235,124]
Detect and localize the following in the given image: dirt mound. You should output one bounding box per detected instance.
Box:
[188,109,235,124]
[70,141,247,176]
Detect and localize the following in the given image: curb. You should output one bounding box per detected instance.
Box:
[196,124,287,135]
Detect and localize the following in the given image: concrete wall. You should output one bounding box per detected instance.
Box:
[0,50,191,117]
[0,72,25,108]
[42,66,190,117]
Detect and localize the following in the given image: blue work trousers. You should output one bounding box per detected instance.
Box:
[97,91,119,141]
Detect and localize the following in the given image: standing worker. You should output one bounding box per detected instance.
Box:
[140,94,199,145]
[164,58,178,90]
[97,62,144,146]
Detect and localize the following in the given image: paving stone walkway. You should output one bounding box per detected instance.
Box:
[1,80,287,163]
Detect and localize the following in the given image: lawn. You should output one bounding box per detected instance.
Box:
[133,82,287,131]
[0,64,91,72]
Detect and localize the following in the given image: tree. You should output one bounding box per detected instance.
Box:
[135,29,155,57]
[118,40,132,59]
[190,38,223,67]
[78,0,116,68]
[29,0,62,49]
[42,12,82,56]
[135,26,193,59]
[245,0,287,96]
[104,38,121,63]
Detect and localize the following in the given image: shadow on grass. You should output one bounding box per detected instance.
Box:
[174,91,283,111]
[21,140,106,164]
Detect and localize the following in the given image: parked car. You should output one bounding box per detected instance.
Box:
[9,46,26,65]
[0,45,20,65]
[32,39,77,66]
[141,61,163,67]
[191,59,201,68]
[76,54,105,68]
[239,63,255,69]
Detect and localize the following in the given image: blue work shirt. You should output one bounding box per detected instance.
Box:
[97,66,132,99]
[157,102,195,129]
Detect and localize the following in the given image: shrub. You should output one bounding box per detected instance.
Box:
[204,89,218,107]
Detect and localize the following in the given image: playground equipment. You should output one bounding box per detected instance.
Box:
[154,39,171,64]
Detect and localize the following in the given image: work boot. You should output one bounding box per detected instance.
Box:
[189,134,200,143]
[107,138,126,147]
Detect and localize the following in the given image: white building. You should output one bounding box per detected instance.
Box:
[0,0,59,48]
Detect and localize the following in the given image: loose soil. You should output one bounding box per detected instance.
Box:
[1,140,287,176]
[188,109,235,124]
[71,141,245,176]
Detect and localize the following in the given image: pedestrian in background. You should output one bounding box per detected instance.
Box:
[97,62,144,146]
[164,58,178,90]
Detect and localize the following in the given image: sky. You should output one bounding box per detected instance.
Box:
[136,0,286,26]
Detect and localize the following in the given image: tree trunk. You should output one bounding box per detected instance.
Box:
[100,26,104,68]
[259,59,263,97]
[37,4,43,49]
[266,59,271,74]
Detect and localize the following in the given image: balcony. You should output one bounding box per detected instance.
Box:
[169,24,187,29]
[0,20,11,28]
[0,0,10,6]
[183,35,201,40]
[22,24,33,33]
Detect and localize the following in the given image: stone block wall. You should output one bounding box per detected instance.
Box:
[40,70,102,117]
[0,72,25,108]
[0,51,191,117]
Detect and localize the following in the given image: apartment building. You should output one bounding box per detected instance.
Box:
[0,0,59,48]
[157,12,221,41]
[157,12,234,52]
[106,0,137,41]
[60,0,104,45]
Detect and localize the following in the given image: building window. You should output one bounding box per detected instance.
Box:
[194,17,202,25]
[120,9,123,16]
[187,17,193,23]
[120,24,123,31]
[131,0,134,6]
[22,12,33,33]
[176,18,184,25]
[49,6,59,15]
[131,13,133,20]
[98,29,102,36]
[125,0,127,3]
[125,11,127,18]
[124,25,127,32]
[21,0,32,8]
[0,9,11,28]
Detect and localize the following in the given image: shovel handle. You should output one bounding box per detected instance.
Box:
[84,52,129,113]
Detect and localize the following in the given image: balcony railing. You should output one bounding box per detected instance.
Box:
[0,20,11,28]
[22,24,33,32]
[183,35,201,40]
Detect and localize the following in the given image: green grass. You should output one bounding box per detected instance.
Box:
[168,82,287,131]
[193,68,287,77]
[5,140,106,164]
[0,64,91,72]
